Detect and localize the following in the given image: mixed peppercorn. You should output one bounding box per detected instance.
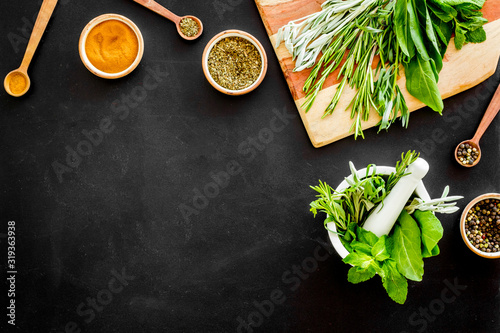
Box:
[464,198,500,253]
[457,142,479,165]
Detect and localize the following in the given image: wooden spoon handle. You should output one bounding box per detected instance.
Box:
[132,0,180,24]
[20,0,58,71]
[471,83,500,143]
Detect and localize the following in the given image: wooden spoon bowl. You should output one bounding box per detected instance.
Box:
[455,83,500,167]
[132,0,203,40]
[176,15,203,40]
[4,69,31,97]
[455,139,481,167]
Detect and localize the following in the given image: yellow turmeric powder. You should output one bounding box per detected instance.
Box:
[85,20,139,74]
[9,73,27,94]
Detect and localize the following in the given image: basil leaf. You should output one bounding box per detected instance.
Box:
[356,226,379,247]
[382,260,409,304]
[429,244,440,257]
[454,24,467,50]
[405,54,444,113]
[343,252,376,269]
[466,26,486,44]
[438,19,453,44]
[341,222,358,253]
[431,18,453,56]
[421,0,443,72]
[428,58,439,82]
[395,0,415,58]
[407,0,430,61]
[347,265,377,284]
[372,235,391,261]
[351,241,373,256]
[439,0,485,9]
[427,0,457,22]
[413,210,444,258]
[391,210,424,282]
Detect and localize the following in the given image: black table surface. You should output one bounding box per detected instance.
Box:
[1,1,499,332]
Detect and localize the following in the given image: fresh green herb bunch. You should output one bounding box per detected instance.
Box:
[395,0,487,113]
[309,165,386,234]
[310,150,419,234]
[386,150,419,191]
[309,150,462,304]
[276,0,487,138]
[277,0,407,138]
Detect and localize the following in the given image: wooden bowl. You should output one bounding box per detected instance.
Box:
[202,30,268,95]
[460,193,500,259]
[79,14,144,79]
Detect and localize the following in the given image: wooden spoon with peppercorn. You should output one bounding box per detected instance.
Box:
[132,0,203,40]
[455,83,500,167]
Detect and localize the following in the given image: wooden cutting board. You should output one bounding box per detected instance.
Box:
[255,0,500,147]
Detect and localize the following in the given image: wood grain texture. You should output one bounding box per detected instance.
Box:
[21,0,58,71]
[255,0,500,147]
[471,82,500,143]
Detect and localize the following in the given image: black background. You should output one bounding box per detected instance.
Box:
[1,0,499,332]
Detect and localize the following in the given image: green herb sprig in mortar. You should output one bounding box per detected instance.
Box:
[310,151,419,234]
[310,151,463,303]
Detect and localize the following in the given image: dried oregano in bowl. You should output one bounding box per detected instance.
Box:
[203,31,267,94]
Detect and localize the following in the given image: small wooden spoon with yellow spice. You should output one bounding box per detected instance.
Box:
[4,0,58,97]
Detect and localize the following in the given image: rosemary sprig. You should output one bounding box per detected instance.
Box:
[310,150,422,234]
[310,168,385,234]
[386,150,419,192]
[276,0,409,139]
[310,151,424,235]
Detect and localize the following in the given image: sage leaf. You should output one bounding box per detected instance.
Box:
[391,210,424,281]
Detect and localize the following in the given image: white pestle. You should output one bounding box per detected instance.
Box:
[362,158,430,237]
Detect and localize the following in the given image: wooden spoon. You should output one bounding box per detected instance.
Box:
[4,0,58,97]
[132,0,203,40]
[455,83,500,167]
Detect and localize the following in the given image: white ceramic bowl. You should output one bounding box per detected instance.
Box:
[327,166,432,258]
[202,30,268,95]
[79,14,144,79]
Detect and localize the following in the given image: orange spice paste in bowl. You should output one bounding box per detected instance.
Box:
[84,19,139,74]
